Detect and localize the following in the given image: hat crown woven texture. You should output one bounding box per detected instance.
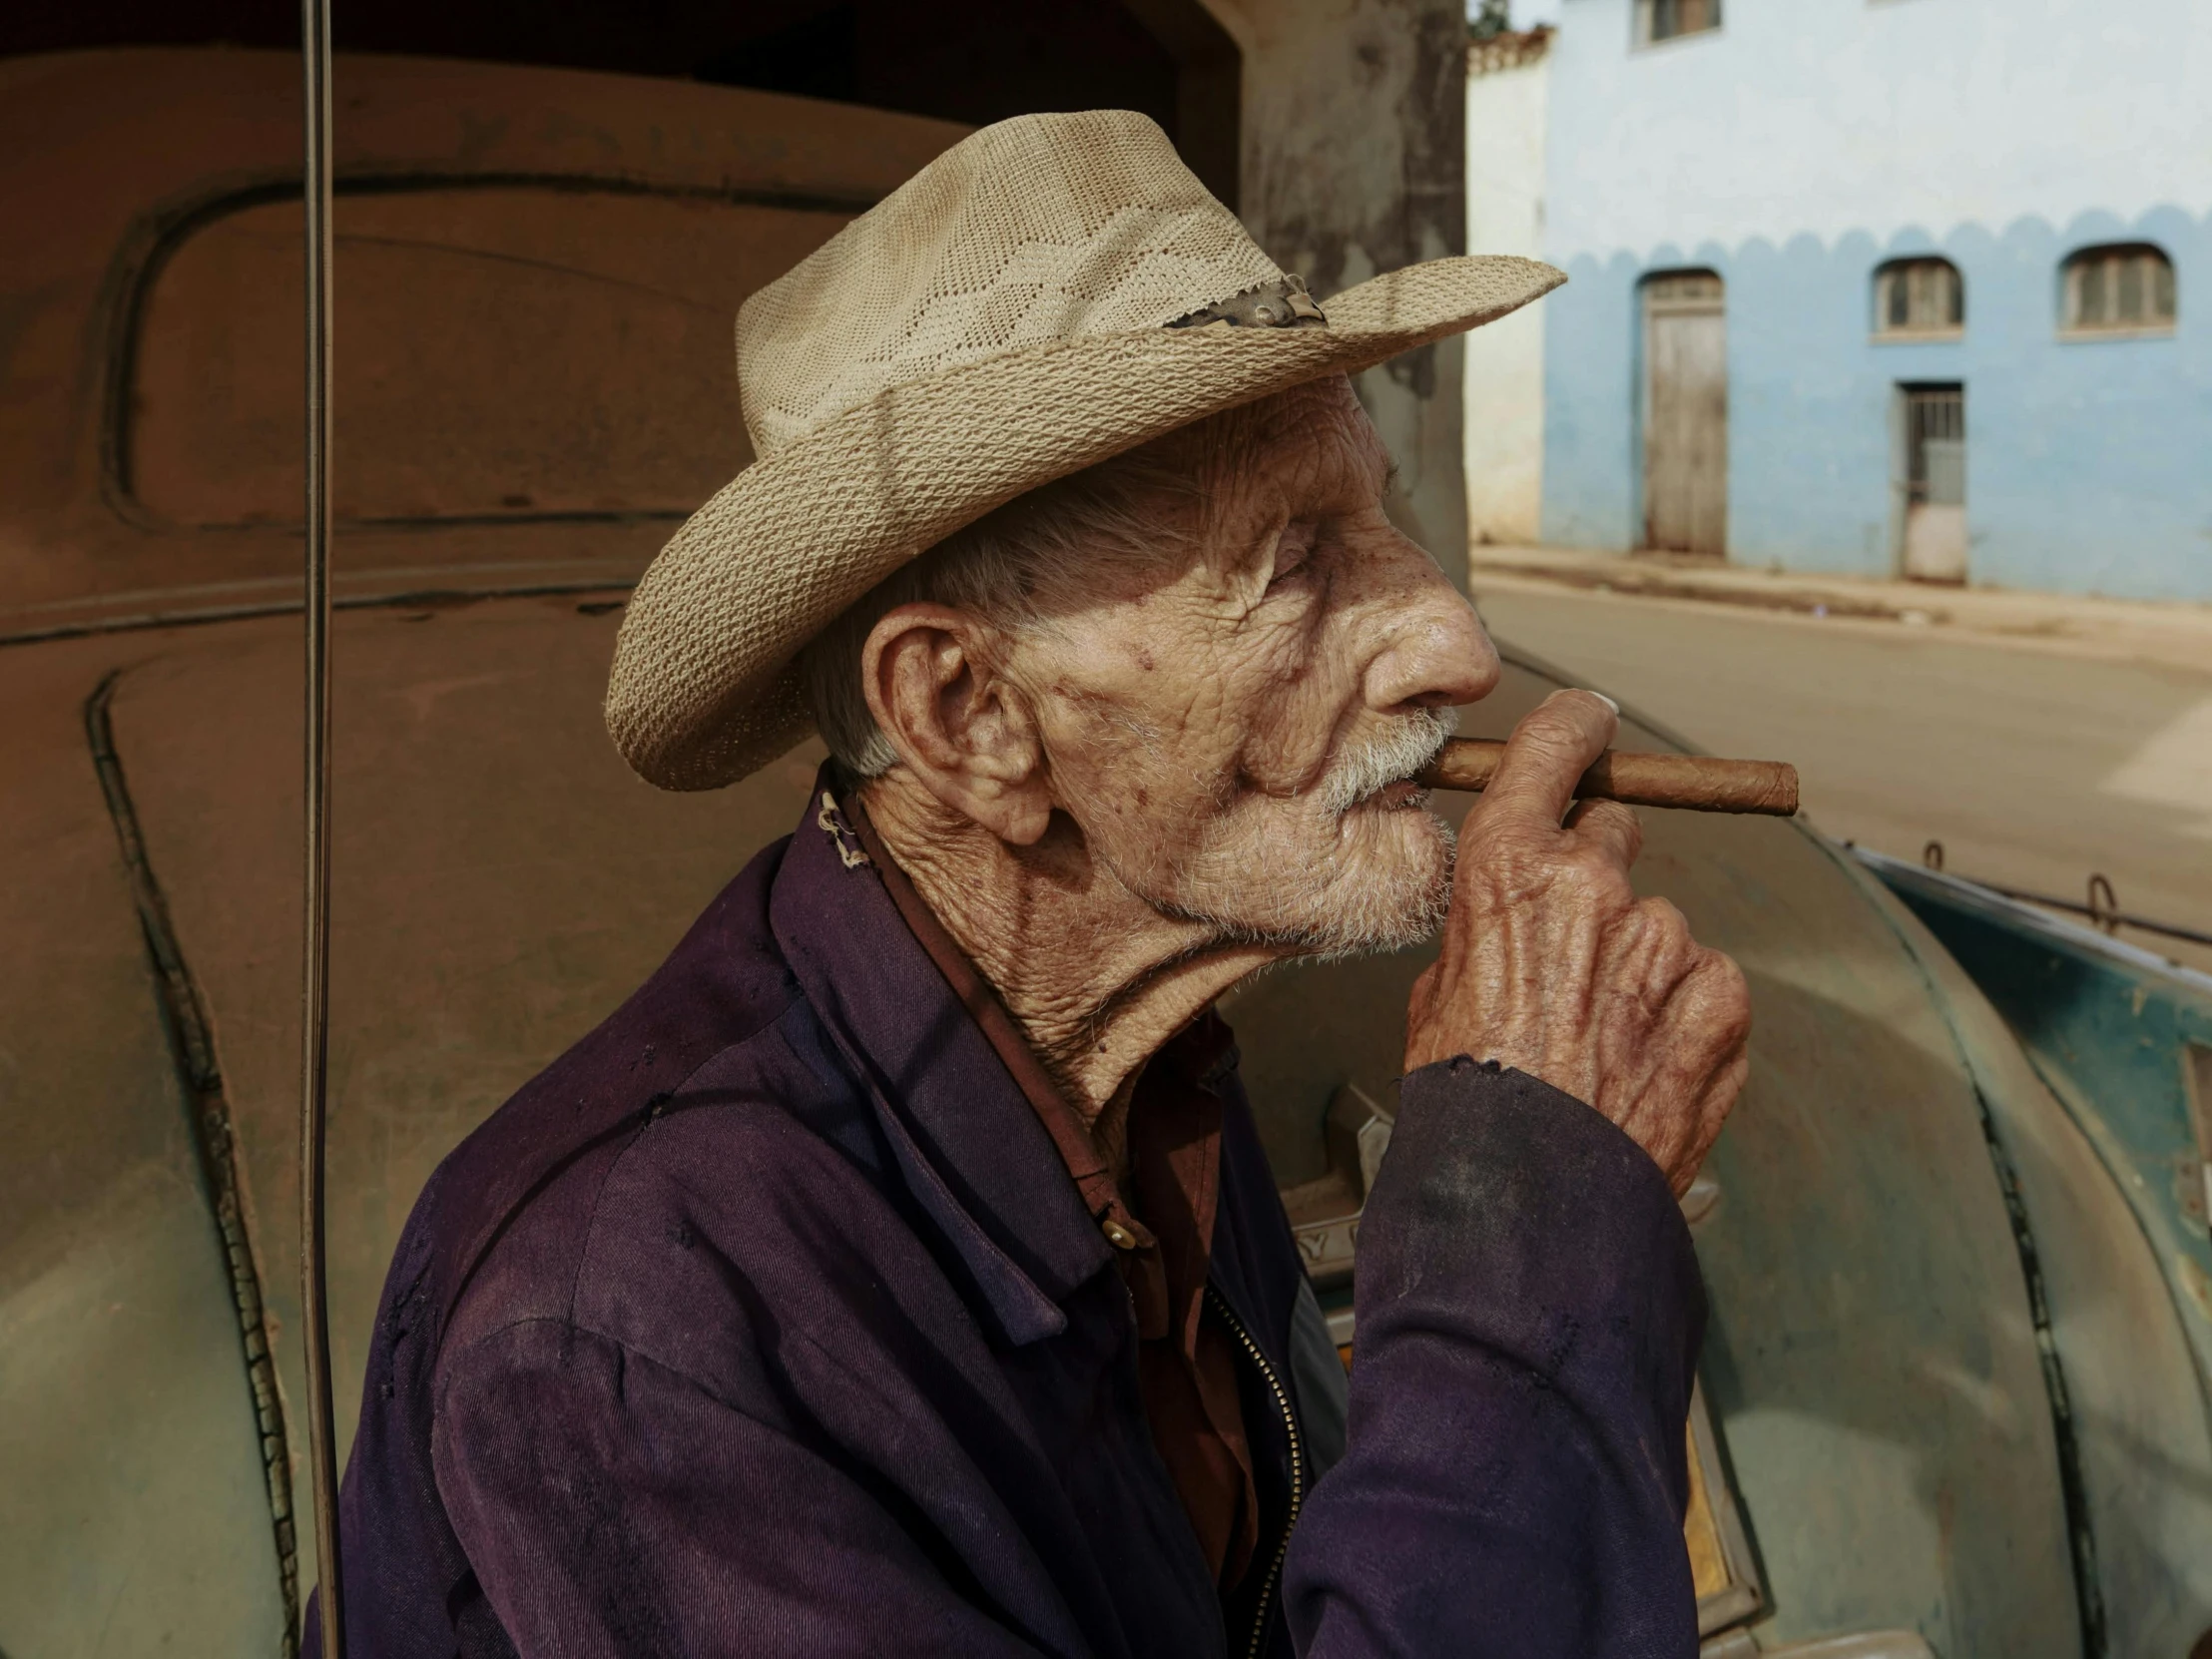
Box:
[736,110,1283,456]
[608,108,1565,791]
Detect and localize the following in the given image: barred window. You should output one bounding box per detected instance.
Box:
[1637,0,1721,45]
[2063,244,2177,334]
[1875,258,1964,338]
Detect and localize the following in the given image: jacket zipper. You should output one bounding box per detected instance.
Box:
[1206,1284,1305,1659]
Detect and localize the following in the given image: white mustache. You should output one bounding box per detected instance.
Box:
[1314,707,1459,816]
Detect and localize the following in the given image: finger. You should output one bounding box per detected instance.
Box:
[1676,944,1752,1045]
[1672,1047,1750,1197]
[1629,893,1697,979]
[1564,798,1644,871]
[1474,690,1619,830]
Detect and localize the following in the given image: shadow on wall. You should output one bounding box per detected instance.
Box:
[1537,205,2212,602]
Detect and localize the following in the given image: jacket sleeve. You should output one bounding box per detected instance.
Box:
[1282,1059,1706,1659]
[431,1320,1050,1658]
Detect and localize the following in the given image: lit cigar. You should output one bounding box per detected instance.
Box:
[1415,738,1800,817]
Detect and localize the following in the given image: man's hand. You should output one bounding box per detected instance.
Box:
[1404,690,1751,1196]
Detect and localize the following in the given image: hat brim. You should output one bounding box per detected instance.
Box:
[606,254,1564,791]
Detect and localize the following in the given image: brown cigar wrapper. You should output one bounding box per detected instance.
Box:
[1414,738,1800,817]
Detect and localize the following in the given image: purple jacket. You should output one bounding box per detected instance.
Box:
[308,789,1705,1657]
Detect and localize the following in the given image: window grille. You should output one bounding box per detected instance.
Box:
[2063,244,2177,334]
[1904,386,1964,510]
[1637,0,1721,45]
[1898,382,1966,582]
[1875,259,1963,337]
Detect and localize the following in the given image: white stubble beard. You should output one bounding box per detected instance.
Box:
[1138,707,1461,961]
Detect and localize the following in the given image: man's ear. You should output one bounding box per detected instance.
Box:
[860,603,1054,845]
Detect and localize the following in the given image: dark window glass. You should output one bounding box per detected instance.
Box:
[2065,244,2176,333]
[1642,0,1720,44]
[2118,258,2144,322]
[1875,258,1963,337]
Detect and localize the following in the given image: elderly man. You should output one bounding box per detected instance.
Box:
[314,112,1748,1658]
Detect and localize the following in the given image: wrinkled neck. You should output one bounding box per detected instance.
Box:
[858,770,1280,1155]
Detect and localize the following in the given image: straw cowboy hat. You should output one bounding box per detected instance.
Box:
[605,108,1563,791]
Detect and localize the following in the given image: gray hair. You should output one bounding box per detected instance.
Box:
[798,446,1200,777]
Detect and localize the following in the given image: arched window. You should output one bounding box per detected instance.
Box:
[2063,244,2177,335]
[1874,258,1963,338]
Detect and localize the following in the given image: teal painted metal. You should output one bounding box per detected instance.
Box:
[1861,848,2212,1654]
[1862,848,2212,1389]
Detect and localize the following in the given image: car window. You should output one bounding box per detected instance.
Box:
[128,185,853,526]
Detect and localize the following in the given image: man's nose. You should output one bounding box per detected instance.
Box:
[1362,541,1501,714]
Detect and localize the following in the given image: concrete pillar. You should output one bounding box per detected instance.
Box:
[1200,0,1471,583]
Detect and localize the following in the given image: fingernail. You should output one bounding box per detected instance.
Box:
[1586,690,1621,715]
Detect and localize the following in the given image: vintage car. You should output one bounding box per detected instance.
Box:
[2,39,2208,1659]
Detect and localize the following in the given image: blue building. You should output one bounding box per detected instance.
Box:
[1466,0,2212,600]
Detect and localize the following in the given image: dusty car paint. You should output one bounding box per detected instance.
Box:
[0,47,960,1654]
[0,48,963,637]
[0,632,292,1655]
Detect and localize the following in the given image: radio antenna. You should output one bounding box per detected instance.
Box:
[297,0,345,1650]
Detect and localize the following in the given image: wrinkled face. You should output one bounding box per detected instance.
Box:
[1005,377,1501,955]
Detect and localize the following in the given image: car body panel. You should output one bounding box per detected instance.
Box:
[0,635,288,1657]
[0,51,958,1648]
[0,47,964,635]
[97,598,823,1598]
[1864,849,2212,1655]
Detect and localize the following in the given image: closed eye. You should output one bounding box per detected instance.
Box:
[1269,521,1320,589]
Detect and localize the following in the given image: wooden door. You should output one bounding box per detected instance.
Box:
[1642,272,1729,556]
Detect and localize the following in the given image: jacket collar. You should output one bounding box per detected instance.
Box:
[769,773,1113,1346]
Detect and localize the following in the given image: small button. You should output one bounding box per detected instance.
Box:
[1101,1219,1138,1251]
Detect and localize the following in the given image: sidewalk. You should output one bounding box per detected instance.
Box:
[1466,544,2212,680]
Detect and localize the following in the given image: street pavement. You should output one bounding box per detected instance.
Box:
[1468,564,2212,975]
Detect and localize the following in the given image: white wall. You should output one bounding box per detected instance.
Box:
[1544,0,2212,263]
[1463,42,1550,544]
[1532,0,2212,600]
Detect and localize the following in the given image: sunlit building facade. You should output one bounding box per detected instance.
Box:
[1466,0,2212,599]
